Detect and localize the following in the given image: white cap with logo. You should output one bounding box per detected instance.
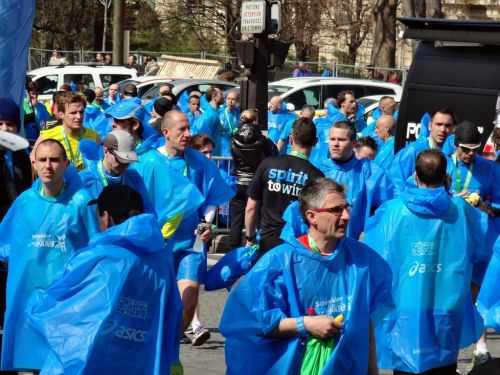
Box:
[103,129,138,163]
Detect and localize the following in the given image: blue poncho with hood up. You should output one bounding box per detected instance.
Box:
[27,214,182,375]
[364,186,489,373]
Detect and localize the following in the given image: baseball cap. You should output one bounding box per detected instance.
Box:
[0,97,20,126]
[105,99,143,120]
[454,120,481,149]
[88,185,144,225]
[102,129,138,163]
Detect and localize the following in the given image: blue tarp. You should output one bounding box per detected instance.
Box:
[0,167,98,370]
[220,237,393,375]
[27,214,182,375]
[0,0,35,130]
[364,186,489,373]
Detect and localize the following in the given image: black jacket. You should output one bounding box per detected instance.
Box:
[231,124,277,186]
[0,149,32,219]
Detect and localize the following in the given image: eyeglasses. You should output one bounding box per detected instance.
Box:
[312,204,351,216]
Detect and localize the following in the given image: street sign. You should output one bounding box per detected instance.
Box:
[241,1,266,34]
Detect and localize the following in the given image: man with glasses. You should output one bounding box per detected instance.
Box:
[445,121,500,367]
[221,177,391,375]
[390,108,456,194]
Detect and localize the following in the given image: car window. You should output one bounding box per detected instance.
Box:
[286,86,321,110]
[64,74,95,90]
[322,85,365,102]
[137,83,154,97]
[35,75,58,95]
[142,86,160,101]
[100,74,132,89]
[365,86,395,96]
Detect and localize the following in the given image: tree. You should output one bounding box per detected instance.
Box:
[98,0,113,51]
[370,0,397,68]
[401,0,443,18]
[156,0,242,55]
[279,0,322,61]
[321,0,373,65]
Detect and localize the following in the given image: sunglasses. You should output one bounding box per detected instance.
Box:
[459,146,478,154]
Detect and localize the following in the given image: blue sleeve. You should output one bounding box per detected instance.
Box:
[366,162,395,209]
[201,158,236,207]
[389,146,417,195]
[220,252,288,337]
[278,120,292,142]
[0,199,20,261]
[418,112,432,140]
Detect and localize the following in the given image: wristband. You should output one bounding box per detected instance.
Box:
[295,316,308,337]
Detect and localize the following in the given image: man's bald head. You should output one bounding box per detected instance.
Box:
[375,115,395,141]
[379,96,396,115]
[269,96,282,112]
[161,110,187,130]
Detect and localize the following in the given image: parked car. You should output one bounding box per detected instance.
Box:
[269,77,402,117]
[28,64,137,105]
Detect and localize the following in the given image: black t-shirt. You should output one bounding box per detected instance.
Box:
[247,155,323,239]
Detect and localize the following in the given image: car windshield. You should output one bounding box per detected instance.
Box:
[358,97,378,108]
[268,85,292,99]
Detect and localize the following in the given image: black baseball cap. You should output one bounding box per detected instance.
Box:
[89,185,144,225]
[454,120,481,149]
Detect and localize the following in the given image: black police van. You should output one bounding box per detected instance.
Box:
[395,18,500,152]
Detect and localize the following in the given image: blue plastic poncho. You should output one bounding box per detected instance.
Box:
[220,237,393,375]
[0,167,98,370]
[364,186,489,373]
[163,148,235,252]
[374,136,395,170]
[27,214,182,375]
[79,159,154,213]
[216,106,240,157]
[317,155,394,239]
[23,100,52,142]
[314,103,337,145]
[83,104,102,129]
[131,148,204,229]
[389,136,455,194]
[477,238,500,330]
[204,245,259,291]
[192,104,220,140]
[268,106,296,144]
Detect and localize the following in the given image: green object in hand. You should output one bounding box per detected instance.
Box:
[300,337,335,375]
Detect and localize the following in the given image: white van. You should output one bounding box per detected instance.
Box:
[28,65,137,105]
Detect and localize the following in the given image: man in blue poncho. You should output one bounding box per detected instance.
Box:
[390,108,456,194]
[373,115,396,169]
[316,121,394,239]
[364,149,490,375]
[220,177,392,375]
[158,110,234,344]
[192,87,223,140]
[360,96,398,144]
[216,89,240,157]
[445,121,500,365]
[27,185,183,375]
[79,129,152,213]
[267,96,296,144]
[277,105,314,154]
[101,99,203,234]
[0,138,98,371]
[325,90,367,134]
